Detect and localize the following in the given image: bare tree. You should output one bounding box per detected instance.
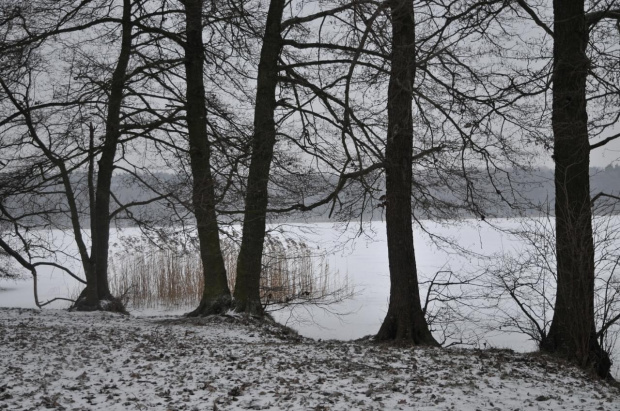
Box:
[0,0,136,312]
[232,0,286,316]
[373,0,437,343]
[0,0,175,311]
[182,0,232,315]
[73,0,133,311]
[506,0,620,379]
[232,0,378,315]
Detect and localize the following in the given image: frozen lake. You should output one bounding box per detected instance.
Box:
[1,218,618,377]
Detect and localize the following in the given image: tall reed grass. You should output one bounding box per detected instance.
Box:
[109,233,350,310]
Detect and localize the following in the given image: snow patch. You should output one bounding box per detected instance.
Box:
[0,308,618,411]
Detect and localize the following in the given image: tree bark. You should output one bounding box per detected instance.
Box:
[375,0,437,345]
[233,0,285,316]
[184,0,232,316]
[73,0,132,313]
[541,0,612,379]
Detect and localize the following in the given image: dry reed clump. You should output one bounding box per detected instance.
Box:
[109,233,350,310]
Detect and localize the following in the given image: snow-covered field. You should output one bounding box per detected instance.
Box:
[1,308,618,411]
[0,220,531,343]
[1,219,619,380]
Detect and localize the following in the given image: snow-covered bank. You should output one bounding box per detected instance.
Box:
[0,308,617,411]
[1,219,619,378]
[0,220,532,343]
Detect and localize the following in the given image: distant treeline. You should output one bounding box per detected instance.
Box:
[110,165,620,224]
[5,166,617,228]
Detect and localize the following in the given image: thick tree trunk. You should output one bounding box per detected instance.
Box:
[375,0,437,345]
[73,0,132,313]
[541,0,611,379]
[184,0,232,316]
[233,0,285,316]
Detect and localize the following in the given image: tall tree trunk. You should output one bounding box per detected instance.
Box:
[233,0,284,316]
[541,0,611,379]
[375,0,437,345]
[73,0,132,313]
[184,0,232,316]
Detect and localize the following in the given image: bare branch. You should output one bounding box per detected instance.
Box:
[586,9,620,26]
[514,0,554,37]
[589,132,620,151]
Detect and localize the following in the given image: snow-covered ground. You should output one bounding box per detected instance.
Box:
[1,219,619,379]
[0,308,618,411]
[0,220,531,342]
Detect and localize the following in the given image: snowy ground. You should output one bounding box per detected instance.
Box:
[0,308,618,411]
[1,220,619,378]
